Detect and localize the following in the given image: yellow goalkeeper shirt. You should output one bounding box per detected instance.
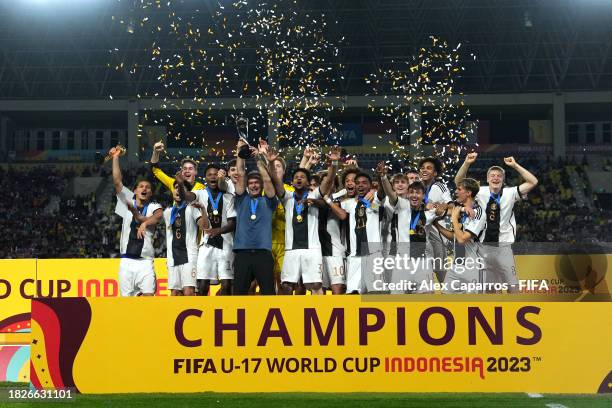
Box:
[151,163,205,192]
[272,183,294,244]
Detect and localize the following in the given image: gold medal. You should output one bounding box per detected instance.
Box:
[213,210,219,216]
[490,202,497,211]
[409,229,416,235]
[296,215,303,223]
[250,214,257,220]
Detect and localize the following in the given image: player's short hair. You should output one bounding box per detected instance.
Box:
[487,165,506,178]
[204,163,222,174]
[227,159,237,169]
[405,168,419,175]
[291,167,312,182]
[355,171,373,185]
[133,179,152,190]
[181,158,198,169]
[407,181,426,193]
[341,167,360,186]
[310,174,321,186]
[272,157,287,171]
[457,178,480,198]
[418,157,443,176]
[317,171,340,188]
[246,170,262,182]
[172,180,193,191]
[391,173,408,184]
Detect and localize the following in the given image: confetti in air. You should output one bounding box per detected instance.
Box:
[111,0,345,163]
[366,36,476,177]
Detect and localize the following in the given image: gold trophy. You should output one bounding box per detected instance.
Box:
[103,144,126,163]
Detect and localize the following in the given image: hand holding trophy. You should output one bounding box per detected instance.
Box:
[235,116,253,159]
[104,144,126,163]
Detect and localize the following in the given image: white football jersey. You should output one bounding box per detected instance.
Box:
[280,188,321,250]
[476,186,521,243]
[194,189,236,252]
[115,186,162,260]
[341,194,383,256]
[163,204,201,266]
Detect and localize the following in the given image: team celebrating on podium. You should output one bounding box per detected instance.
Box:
[107,135,538,296]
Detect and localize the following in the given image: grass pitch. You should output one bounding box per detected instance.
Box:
[1,383,610,407]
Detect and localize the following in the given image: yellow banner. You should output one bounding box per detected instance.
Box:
[30,297,612,394]
[0,259,171,330]
[2,254,609,327]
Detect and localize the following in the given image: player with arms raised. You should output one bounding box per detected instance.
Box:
[454,153,538,292]
[111,146,162,296]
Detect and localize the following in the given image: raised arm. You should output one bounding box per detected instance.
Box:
[265,149,286,198]
[149,141,175,192]
[319,146,340,197]
[150,141,163,165]
[299,146,313,169]
[235,139,248,195]
[305,151,320,171]
[376,161,396,205]
[111,150,124,194]
[255,142,276,198]
[454,152,477,185]
[504,157,538,195]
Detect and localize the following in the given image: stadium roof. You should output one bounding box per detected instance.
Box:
[0,0,611,99]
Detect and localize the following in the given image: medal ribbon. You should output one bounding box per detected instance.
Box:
[410,211,420,232]
[170,201,187,225]
[358,196,371,209]
[294,191,309,218]
[207,187,222,213]
[490,191,501,206]
[133,199,150,219]
[424,184,433,204]
[250,198,259,218]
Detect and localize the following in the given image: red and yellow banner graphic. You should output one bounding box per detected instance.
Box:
[30,297,611,394]
[0,259,170,382]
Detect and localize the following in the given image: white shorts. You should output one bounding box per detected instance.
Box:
[481,244,518,287]
[346,253,381,294]
[443,264,484,294]
[168,263,197,290]
[426,226,449,272]
[118,257,156,296]
[390,256,435,294]
[321,256,346,287]
[197,245,234,280]
[281,249,323,284]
